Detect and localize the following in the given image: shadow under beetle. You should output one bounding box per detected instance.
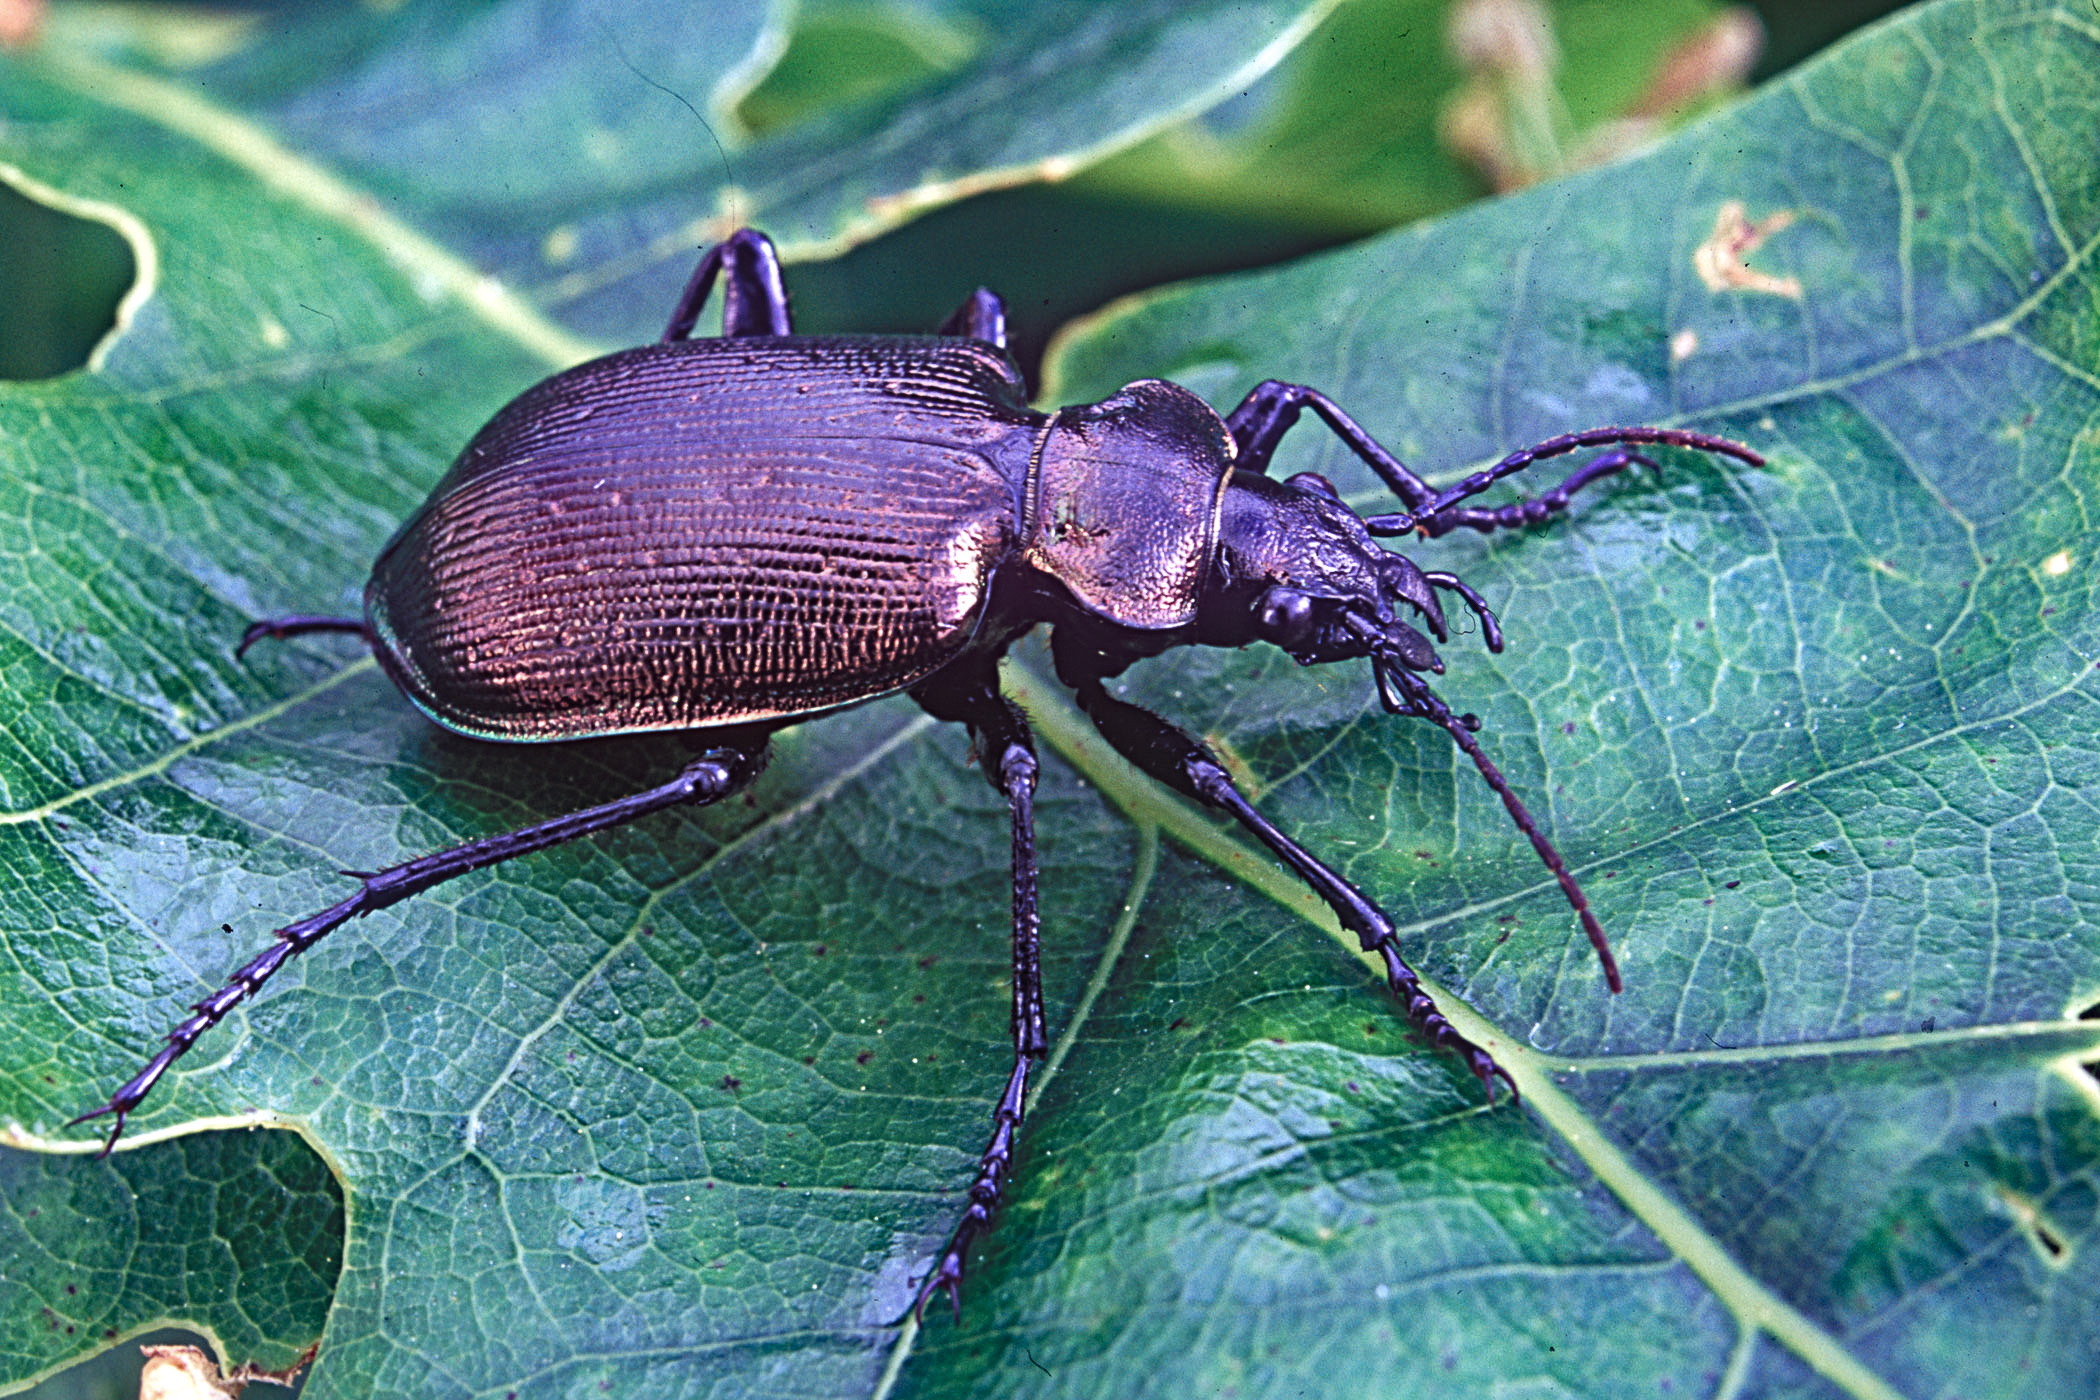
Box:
[74,228,1760,1318]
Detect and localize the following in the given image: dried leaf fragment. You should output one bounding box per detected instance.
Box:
[1695,200,1803,298]
[137,1343,311,1399]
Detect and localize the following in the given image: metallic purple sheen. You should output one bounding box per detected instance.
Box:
[367,336,1041,739]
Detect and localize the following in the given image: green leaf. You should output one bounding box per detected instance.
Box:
[3,2,2098,1399]
[0,1134,341,1390]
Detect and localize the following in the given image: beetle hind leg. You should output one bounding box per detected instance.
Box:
[906,667,1044,1320]
[70,737,771,1153]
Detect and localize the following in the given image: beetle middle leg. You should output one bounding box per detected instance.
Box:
[1051,631,1516,1103]
[938,288,1008,350]
[661,227,791,342]
[72,734,771,1152]
[906,663,1045,1318]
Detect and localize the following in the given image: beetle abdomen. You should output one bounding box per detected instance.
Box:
[367,337,1038,740]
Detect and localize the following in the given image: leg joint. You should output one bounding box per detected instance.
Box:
[1185,756,1236,806]
[998,743,1038,793]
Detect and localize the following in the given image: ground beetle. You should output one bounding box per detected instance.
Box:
[75,228,1760,1317]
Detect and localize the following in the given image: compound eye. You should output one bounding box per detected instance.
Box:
[1285,472,1341,502]
[1255,587,1317,645]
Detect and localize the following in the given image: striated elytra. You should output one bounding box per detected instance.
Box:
[74,228,1760,1319]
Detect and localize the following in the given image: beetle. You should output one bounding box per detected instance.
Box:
[73,228,1759,1317]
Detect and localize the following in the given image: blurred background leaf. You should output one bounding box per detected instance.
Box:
[6,0,1869,382]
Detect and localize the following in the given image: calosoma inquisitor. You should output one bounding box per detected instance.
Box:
[74,228,1760,1316]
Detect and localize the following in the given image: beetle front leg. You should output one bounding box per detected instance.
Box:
[1223,380,1440,510]
[1363,427,1763,539]
[1054,640,1514,1102]
[71,736,772,1153]
[1390,447,1656,538]
[908,667,1044,1319]
[661,228,791,342]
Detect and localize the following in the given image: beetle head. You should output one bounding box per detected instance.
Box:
[1205,465,1621,993]
[1208,470,1502,694]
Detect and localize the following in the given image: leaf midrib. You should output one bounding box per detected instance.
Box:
[1004,664,1919,1400]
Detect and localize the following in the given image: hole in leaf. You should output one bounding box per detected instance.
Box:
[2034,1217,2067,1262]
[2079,997,2100,1093]
[8,1327,305,1400]
[1994,1184,2074,1270]
[0,178,136,380]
